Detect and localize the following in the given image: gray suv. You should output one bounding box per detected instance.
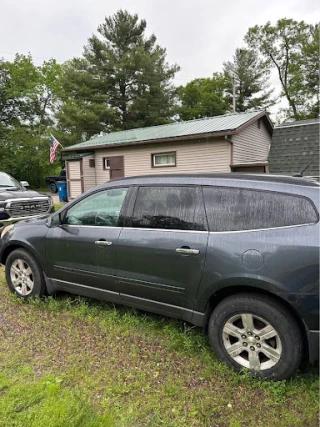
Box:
[0,174,319,380]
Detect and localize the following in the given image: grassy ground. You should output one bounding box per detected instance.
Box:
[0,268,319,427]
[54,203,65,211]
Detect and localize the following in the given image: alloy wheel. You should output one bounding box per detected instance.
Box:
[10,259,34,296]
[222,313,282,371]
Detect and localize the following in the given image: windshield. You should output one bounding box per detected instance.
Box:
[0,172,22,190]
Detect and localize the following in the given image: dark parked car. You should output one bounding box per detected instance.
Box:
[0,174,319,380]
[45,169,66,193]
[0,172,54,234]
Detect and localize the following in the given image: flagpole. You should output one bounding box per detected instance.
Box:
[51,134,64,148]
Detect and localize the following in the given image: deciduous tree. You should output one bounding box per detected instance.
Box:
[177,73,230,120]
[245,19,319,120]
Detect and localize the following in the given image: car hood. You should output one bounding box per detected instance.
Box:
[0,190,49,202]
[12,216,50,228]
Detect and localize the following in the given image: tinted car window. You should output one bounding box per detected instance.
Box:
[131,186,199,230]
[65,188,128,226]
[203,186,318,232]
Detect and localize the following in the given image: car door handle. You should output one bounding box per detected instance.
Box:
[95,240,112,246]
[176,247,199,255]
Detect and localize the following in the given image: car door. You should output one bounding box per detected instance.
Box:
[46,186,129,295]
[116,185,208,313]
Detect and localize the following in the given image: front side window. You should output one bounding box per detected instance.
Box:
[152,152,176,167]
[131,186,199,230]
[65,188,128,227]
[203,186,318,232]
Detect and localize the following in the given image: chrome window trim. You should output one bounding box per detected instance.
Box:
[208,222,317,234]
[64,225,122,229]
[64,222,316,233]
[122,226,208,234]
[64,224,208,233]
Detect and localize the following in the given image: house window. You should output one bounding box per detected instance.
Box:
[257,119,261,129]
[89,159,95,168]
[152,152,176,167]
[103,157,110,169]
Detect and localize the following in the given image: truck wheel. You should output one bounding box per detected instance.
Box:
[5,249,46,299]
[49,182,57,193]
[208,293,303,380]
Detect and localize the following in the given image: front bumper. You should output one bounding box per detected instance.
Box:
[309,330,319,363]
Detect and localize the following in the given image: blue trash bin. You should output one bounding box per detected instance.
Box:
[57,181,68,202]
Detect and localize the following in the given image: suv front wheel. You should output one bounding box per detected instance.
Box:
[208,293,303,380]
[5,249,46,299]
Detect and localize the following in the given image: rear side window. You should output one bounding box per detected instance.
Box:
[131,186,201,230]
[203,186,318,232]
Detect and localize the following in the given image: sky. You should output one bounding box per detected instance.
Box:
[0,0,318,118]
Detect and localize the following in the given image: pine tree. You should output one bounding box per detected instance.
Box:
[57,9,180,138]
[223,48,275,112]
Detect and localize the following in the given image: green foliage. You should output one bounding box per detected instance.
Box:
[57,9,180,140]
[245,19,319,120]
[223,48,276,112]
[177,73,230,120]
[0,54,63,187]
[0,14,318,186]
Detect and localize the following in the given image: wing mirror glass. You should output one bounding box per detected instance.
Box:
[59,209,67,224]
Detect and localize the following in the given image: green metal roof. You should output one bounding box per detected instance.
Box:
[64,111,269,151]
[63,151,93,159]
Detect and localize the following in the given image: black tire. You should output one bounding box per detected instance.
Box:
[208,293,303,380]
[5,249,46,300]
[49,181,57,193]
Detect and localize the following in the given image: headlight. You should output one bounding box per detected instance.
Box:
[1,223,14,239]
[0,202,6,212]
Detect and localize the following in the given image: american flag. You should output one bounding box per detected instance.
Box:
[50,135,61,163]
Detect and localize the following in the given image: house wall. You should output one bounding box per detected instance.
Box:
[232,120,271,164]
[82,155,96,192]
[93,137,231,185]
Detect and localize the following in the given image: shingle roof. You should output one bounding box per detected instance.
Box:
[64,110,269,151]
[268,118,320,177]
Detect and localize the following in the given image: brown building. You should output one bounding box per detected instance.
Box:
[62,110,273,199]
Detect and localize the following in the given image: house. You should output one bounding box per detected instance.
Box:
[268,118,320,179]
[62,110,273,199]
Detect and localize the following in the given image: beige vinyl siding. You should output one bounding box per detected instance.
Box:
[232,121,271,164]
[82,155,96,192]
[68,160,81,179]
[69,181,82,199]
[94,138,230,185]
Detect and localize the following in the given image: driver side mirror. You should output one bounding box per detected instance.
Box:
[59,209,67,225]
[20,181,29,188]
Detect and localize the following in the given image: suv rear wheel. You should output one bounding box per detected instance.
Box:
[5,249,46,299]
[208,293,303,380]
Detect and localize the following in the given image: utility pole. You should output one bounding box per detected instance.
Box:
[232,72,236,113]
